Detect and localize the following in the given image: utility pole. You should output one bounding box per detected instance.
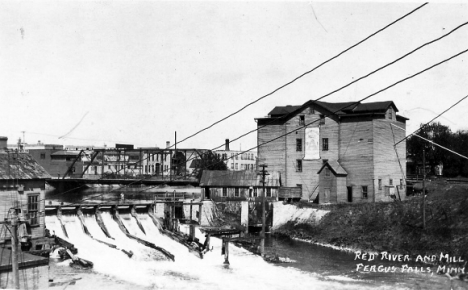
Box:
[174,131,177,179]
[422,148,426,230]
[258,164,269,257]
[8,210,20,289]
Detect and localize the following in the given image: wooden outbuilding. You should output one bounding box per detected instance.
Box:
[199,170,281,202]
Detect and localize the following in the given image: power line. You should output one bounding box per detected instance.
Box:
[169,3,429,149]
[171,47,468,182]
[63,41,468,204]
[391,123,468,160]
[205,20,468,153]
[51,7,468,205]
[394,94,468,146]
[31,4,433,201]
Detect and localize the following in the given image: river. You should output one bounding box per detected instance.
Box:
[45,186,455,290]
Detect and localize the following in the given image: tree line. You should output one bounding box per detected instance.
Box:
[407,122,468,177]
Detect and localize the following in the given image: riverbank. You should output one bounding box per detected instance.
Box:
[273,196,468,268]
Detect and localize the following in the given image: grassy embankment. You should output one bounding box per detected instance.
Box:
[274,179,468,260]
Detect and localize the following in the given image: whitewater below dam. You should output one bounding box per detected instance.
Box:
[45,211,451,290]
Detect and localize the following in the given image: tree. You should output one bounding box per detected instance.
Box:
[407,122,468,177]
[193,151,228,181]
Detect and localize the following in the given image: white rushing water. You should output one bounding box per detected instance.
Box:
[46,213,411,290]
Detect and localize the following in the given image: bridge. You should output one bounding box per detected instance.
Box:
[47,178,199,192]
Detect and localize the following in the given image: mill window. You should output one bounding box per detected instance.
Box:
[299,115,305,126]
[322,138,329,151]
[296,139,302,152]
[362,186,368,199]
[319,115,325,125]
[296,160,302,172]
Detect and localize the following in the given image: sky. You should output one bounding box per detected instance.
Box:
[1,1,467,151]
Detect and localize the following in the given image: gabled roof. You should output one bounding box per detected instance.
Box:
[317,161,347,176]
[268,105,302,117]
[342,101,398,113]
[199,170,280,187]
[260,100,403,122]
[313,101,357,115]
[0,152,51,180]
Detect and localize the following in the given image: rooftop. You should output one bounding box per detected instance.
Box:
[0,248,49,272]
[261,100,402,119]
[0,152,51,180]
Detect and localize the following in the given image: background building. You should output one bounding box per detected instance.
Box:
[215,139,257,171]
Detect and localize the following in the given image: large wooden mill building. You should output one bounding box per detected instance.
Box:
[256,100,407,204]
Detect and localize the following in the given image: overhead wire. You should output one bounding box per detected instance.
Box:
[394,94,468,146]
[46,4,468,205]
[168,3,429,149]
[392,123,468,160]
[43,3,432,202]
[56,43,468,206]
[139,17,468,183]
[169,47,468,182]
[187,19,468,156]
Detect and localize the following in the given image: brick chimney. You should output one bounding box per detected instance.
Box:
[166,141,170,148]
[0,136,7,151]
[225,139,230,151]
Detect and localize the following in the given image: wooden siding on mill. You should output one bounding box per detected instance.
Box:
[284,106,340,200]
[257,124,285,181]
[373,118,407,201]
[336,177,348,203]
[339,119,374,203]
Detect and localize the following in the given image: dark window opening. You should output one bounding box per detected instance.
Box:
[296,139,302,152]
[234,188,240,197]
[299,115,305,125]
[266,188,271,197]
[296,160,302,172]
[378,179,382,190]
[322,138,329,151]
[319,115,325,125]
[40,153,45,159]
[222,187,227,197]
[175,206,184,219]
[362,186,368,199]
[347,187,353,202]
